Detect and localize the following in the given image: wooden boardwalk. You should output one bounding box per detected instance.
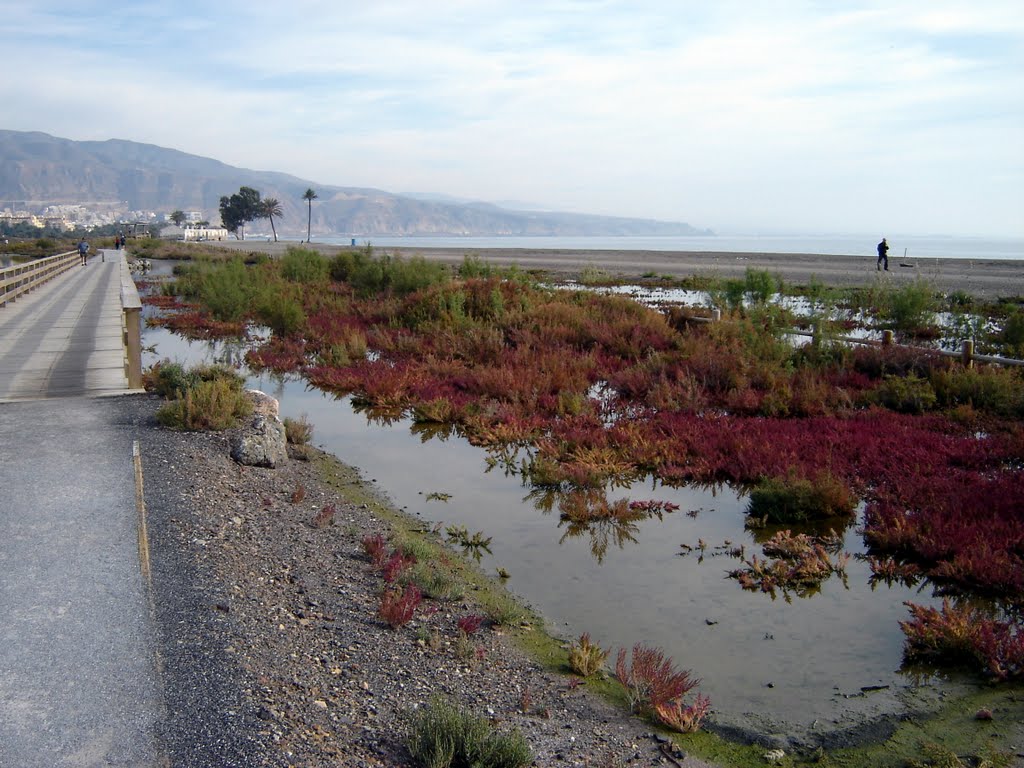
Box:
[0,250,136,401]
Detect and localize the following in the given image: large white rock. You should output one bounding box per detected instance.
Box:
[230,391,287,467]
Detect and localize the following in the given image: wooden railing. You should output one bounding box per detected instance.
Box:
[0,251,79,307]
[690,309,1024,368]
[785,328,1024,368]
[120,260,143,388]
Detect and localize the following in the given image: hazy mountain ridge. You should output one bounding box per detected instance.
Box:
[0,130,709,237]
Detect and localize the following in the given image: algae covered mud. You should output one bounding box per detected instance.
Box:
[138,257,1022,754]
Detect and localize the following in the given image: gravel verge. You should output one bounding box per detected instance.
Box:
[130,393,712,767]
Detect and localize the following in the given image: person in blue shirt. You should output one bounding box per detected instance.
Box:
[876,238,889,271]
[78,238,90,265]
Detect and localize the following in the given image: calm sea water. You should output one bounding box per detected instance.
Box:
[303,233,1024,262]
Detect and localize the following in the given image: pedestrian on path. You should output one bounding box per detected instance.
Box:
[876,237,889,271]
[78,238,90,265]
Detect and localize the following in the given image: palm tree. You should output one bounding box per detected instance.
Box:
[302,188,318,242]
[259,198,283,242]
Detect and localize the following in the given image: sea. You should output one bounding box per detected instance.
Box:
[300,233,1024,262]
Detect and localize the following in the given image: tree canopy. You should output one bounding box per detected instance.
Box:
[219,186,262,239]
[259,198,283,242]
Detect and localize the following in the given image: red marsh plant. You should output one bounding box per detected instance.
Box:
[900,599,1024,681]
[149,309,245,340]
[614,644,703,714]
[378,584,422,629]
[246,337,308,373]
[653,692,712,734]
[151,255,1024,601]
[863,470,1024,599]
[456,614,485,636]
[728,529,850,601]
[361,533,388,568]
[382,550,417,583]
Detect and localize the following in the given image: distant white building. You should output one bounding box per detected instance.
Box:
[182,225,228,241]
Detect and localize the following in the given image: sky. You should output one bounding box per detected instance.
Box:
[1,1,1022,237]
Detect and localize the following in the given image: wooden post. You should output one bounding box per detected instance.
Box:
[123,307,142,387]
[882,330,894,346]
[712,308,721,322]
[962,339,975,369]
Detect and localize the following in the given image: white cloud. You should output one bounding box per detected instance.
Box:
[1,0,1021,235]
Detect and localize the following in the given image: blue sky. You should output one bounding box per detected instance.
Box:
[2,1,1022,237]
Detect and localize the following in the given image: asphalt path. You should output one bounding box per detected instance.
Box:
[0,395,267,767]
[0,396,161,767]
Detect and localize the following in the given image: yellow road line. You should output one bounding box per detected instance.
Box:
[133,440,152,587]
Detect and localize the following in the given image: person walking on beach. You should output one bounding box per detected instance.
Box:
[876,237,889,271]
[78,238,89,266]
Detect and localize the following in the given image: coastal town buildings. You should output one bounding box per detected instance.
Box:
[0,201,207,233]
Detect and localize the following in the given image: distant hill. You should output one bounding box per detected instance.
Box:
[0,130,710,238]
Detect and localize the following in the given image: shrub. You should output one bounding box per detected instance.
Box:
[996,308,1024,357]
[283,414,314,445]
[930,365,1024,417]
[744,267,778,305]
[280,247,328,283]
[199,258,256,322]
[457,254,494,279]
[154,367,252,431]
[746,473,855,524]
[143,359,195,397]
[405,696,532,768]
[873,373,938,414]
[878,278,937,334]
[729,530,850,599]
[378,584,422,629]
[568,633,609,677]
[347,252,449,297]
[255,292,306,336]
[614,644,700,712]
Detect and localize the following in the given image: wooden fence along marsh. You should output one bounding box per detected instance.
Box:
[137,247,1024,745]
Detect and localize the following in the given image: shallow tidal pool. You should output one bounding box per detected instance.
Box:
[142,320,971,740]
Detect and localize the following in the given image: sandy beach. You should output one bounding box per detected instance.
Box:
[211,240,1024,301]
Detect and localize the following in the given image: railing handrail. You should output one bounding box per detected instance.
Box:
[0,251,79,307]
[684,310,1024,368]
[119,259,143,388]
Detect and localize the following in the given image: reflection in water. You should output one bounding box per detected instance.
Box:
[551,489,650,563]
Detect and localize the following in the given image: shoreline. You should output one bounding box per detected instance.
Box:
[210,240,1024,300]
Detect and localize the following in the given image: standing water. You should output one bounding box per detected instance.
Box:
[143,321,962,740]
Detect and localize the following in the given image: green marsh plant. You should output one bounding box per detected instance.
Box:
[405,696,532,768]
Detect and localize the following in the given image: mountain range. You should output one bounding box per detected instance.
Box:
[0,130,709,238]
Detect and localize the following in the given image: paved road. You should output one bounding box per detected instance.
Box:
[0,249,130,401]
[0,397,162,767]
